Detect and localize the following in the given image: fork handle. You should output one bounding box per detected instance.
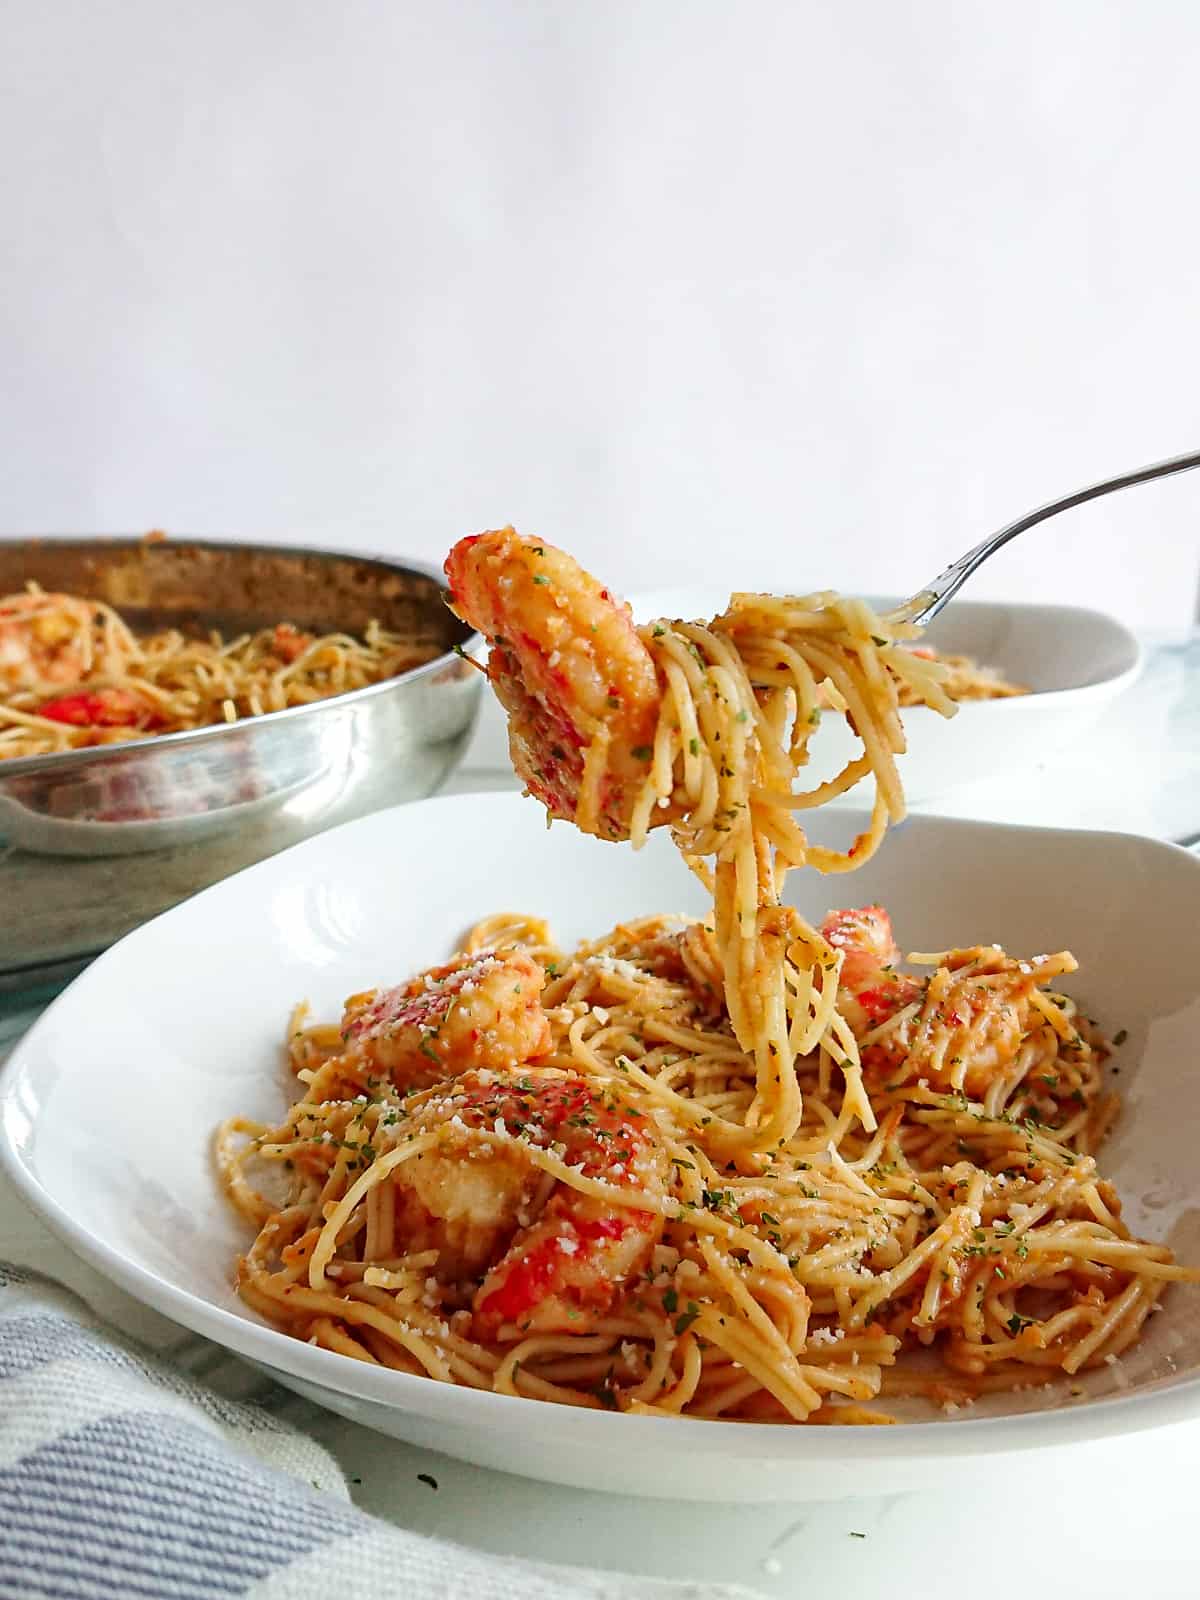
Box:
[905,447,1200,626]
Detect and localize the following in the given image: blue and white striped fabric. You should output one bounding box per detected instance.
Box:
[0,1264,755,1600]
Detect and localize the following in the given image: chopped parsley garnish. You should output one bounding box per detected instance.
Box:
[673,1302,701,1336]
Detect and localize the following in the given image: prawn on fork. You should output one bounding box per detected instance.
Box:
[445,528,671,839]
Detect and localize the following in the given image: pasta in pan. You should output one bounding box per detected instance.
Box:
[218,528,1192,1422]
[0,584,440,761]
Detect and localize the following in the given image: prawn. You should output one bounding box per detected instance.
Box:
[338,949,552,1094]
[822,905,1075,1097]
[1,590,157,738]
[444,527,665,838]
[268,623,315,664]
[391,1066,667,1338]
[0,591,99,692]
[821,905,923,1038]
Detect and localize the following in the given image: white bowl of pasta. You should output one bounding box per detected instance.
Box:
[3,791,1199,1502]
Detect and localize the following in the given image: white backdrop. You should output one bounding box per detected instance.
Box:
[2,0,1198,623]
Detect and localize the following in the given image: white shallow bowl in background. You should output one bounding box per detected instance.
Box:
[3,792,1199,1502]
[465,589,1142,802]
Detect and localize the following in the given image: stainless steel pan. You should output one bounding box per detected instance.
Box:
[0,538,482,986]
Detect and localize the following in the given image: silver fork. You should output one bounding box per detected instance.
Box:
[897,447,1200,626]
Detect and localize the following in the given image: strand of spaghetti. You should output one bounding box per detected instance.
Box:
[845,1207,976,1328]
[749,1269,812,1351]
[1079,1180,1127,1235]
[565,1015,748,1143]
[747,792,814,864]
[753,753,875,813]
[250,1228,502,1380]
[1062,1277,1155,1373]
[885,648,961,714]
[241,1260,460,1383]
[681,622,789,777]
[656,646,715,817]
[729,633,823,719]
[309,1318,380,1363]
[803,787,892,876]
[688,1306,823,1420]
[1028,986,1081,1041]
[493,1334,613,1394]
[308,1132,441,1290]
[364,1180,386,1261]
[351,1328,420,1371]
[0,704,82,735]
[215,1119,285,1226]
[1031,1238,1197,1277]
[795,638,907,798]
[697,1238,810,1379]
[343,1284,500,1384]
[650,1331,706,1413]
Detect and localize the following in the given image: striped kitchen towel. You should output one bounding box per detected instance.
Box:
[0,1264,758,1600]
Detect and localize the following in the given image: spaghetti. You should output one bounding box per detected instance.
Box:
[0,585,441,761]
[218,527,1193,1422]
[892,645,1028,705]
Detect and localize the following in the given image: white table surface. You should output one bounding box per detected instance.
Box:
[3,630,1199,1599]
